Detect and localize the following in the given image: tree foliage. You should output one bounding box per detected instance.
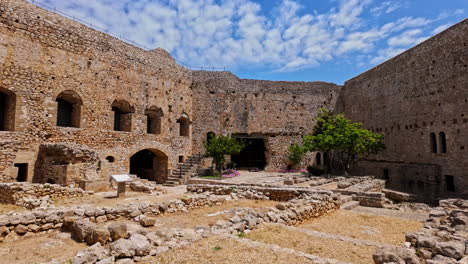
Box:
[204,135,246,172]
[287,144,306,169]
[303,109,385,174]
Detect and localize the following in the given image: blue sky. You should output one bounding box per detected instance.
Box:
[36,0,466,84]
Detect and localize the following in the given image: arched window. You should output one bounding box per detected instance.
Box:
[177,114,190,137]
[430,133,437,153]
[56,90,82,128]
[439,132,447,153]
[207,131,215,143]
[145,107,163,134]
[111,100,134,132]
[106,156,115,163]
[0,88,16,131]
[316,152,322,165]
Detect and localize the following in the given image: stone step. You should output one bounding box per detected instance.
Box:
[339,195,353,203]
[340,201,360,210]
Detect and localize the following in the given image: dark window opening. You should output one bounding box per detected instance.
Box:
[316,153,322,165]
[0,92,6,131]
[408,180,414,191]
[383,169,389,180]
[112,100,134,132]
[445,175,455,192]
[430,133,437,153]
[0,89,16,131]
[14,163,28,182]
[177,116,190,137]
[178,156,184,163]
[145,107,163,134]
[439,132,447,153]
[106,156,115,163]
[207,131,215,143]
[231,137,267,170]
[56,90,82,128]
[417,180,425,191]
[56,99,73,127]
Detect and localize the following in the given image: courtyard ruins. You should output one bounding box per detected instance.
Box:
[0,173,466,264]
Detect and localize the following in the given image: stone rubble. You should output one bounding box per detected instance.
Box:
[36,189,339,264]
[373,199,468,264]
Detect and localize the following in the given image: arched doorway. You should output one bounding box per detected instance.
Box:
[129,149,168,183]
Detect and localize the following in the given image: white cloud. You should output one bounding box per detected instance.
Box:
[432,23,452,34]
[37,0,462,72]
[371,1,403,16]
[387,29,428,47]
[370,47,406,65]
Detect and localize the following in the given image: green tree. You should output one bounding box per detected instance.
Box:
[287,144,306,169]
[303,109,385,174]
[204,135,246,172]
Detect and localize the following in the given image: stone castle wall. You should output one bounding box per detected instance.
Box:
[337,19,468,199]
[0,0,466,201]
[191,71,341,171]
[0,0,193,183]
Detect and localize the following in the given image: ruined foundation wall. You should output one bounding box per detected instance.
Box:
[337,19,468,199]
[0,0,193,182]
[191,71,341,171]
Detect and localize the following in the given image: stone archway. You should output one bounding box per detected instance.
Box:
[129,149,168,183]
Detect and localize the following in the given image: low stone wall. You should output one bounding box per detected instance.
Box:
[187,184,337,201]
[66,192,339,264]
[383,189,417,202]
[0,183,88,208]
[0,193,227,239]
[333,179,386,207]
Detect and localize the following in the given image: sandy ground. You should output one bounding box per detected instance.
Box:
[246,224,376,264]
[299,209,423,246]
[0,204,26,214]
[149,235,315,264]
[53,185,187,208]
[0,232,85,264]
[351,206,429,222]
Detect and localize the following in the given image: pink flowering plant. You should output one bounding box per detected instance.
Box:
[222,169,240,178]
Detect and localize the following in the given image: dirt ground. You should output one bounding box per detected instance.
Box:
[53,185,187,208]
[299,210,423,245]
[0,232,85,264]
[246,224,376,264]
[0,204,26,214]
[149,235,315,264]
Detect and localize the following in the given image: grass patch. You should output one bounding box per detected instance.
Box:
[198,176,223,179]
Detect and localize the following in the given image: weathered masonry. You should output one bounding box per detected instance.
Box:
[0,0,466,200]
[337,19,468,200]
[0,0,193,186]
